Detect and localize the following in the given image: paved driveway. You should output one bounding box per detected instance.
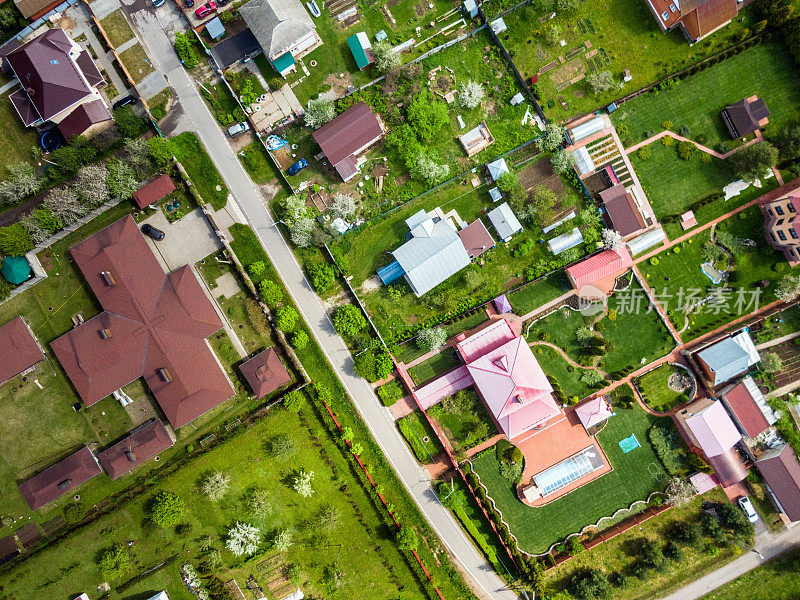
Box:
[141,208,222,272]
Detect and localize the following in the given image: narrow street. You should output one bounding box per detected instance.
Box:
[124,5,520,599]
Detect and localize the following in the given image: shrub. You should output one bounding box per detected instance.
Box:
[332,304,366,337]
[259,279,284,307]
[677,140,696,160]
[637,145,652,160]
[201,471,231,501]
[98,545,131,581]
[567,568,611,599]
[396,526,419,551]
[283,390,305,413]
[649,256,660,266]
[275,306,299,331]
[649,425,684,474]
[0,224,33,256]
[377,380,404,406]
[306,261,336,296]
[149,491,186,528]
[292,330,309,349]
[669,521,701,545]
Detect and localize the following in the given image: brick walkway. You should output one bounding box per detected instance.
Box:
[389,395,419,420]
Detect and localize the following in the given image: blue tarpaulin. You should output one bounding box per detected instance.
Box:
[377,260,404,285]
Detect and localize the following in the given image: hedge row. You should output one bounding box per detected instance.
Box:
[398,417,431,463]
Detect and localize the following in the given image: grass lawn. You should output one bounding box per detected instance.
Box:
[399,410,443,462]
[408,347,461,385]
[99,10,135,49]
[502,0,756,120]
[0,405,431,599]
[239,141,277,185]
[148,88,172,121]
[508,273,569,316]
[393,310,489,365]
[547,489,737,600]
[612,40,800,148]
[471,405,670,552]
[636,363,687,412]
[700,547,800,600]
[602,281,675,373]
[532,344,594,399]
[118,43,154,84]
[526,307,588,361]
[0,89,38,177]
[428,388,497,451]
[169,132,228,210]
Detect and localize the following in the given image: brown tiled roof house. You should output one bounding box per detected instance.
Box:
[0,316,44,385]
[599,183,646,237]
[51,215,234,428]
[457,219,495,259]
[645,0,739,43]
[98,420,174,479]
[722,96,770,139]
[756,444,800,523]
[312,101,384,182]
[240,347,292,398]
[6,28,111,139]
[133,174,177,209]
[18,446,102,510]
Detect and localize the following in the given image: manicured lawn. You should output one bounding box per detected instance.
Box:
[399,410,443,462]
[239,141,277,185]
[700,547,800,600]
[409,347,461,384]
[471,405,670,552]
[0,406,431,599]
[508,273,570,316]
[169,132,228,210]
[393,310,488,365]
[0,89,38,177]
[526,307,589,361]
[118,43,154,84]
[612,40,800,147]
[602,281,675,373]
[502,0,756,120]
[99,10,135,48]
[532,344,594,399]
[636,363,687,412]
[428,389,497,451]
[547,489,737,600]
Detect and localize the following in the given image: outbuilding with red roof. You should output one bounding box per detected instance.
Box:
[239,347,292,398]
[565,246,633,296]
[0,316,44,385]
[97,420,174,479]
[18,446,102,510]
[133,174,177,209]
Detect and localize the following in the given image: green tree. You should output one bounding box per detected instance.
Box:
[407,92,449,141]
[174,32,199,67]
[0,224,33,256]
[269,434,299,459]
[307,262,336,295]
[536,123,564,151]
[106,159,138,199]
[259,279,284,307]
[396,526,419,551]
[98,545,131,581]
[373,40,401,72]
[733,141,779,182]
[283,389,305,413]
[761,351,783,373]
[775,123,800,160]
[580,370,604,386]
[113,106,148,138]
[292,330,309,349]
[149,491,186,528]
[147,137,173,166]
[332,304,366,337]
[275,305,299,331]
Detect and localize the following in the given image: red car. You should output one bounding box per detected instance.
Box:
[195,2,216,18]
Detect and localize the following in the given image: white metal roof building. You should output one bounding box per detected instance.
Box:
[487,202,523,241]
[626,227,666,255]
[486,157,510,181]
[568,116,605,143]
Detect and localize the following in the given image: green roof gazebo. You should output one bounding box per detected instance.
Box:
[1,255,31,285]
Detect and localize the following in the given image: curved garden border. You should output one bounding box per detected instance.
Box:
[632,361,697,415]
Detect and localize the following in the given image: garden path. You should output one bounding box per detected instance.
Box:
[389,395,418,420]
[624,129,763,159]
[755,330,800,350]
[528,341,607,376]
[518,290,576,322]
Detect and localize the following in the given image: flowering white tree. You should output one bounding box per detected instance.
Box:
[18,211,48,245]
[76,163,110,207]
[776,274,800,302]
[274,529,294,552]
[201,470,231,501]
[602,228,623,250]
[330,192,356,219]
[417,327,447,352]
[293,470,315,497]
[374,41,401,73]
[226,522,261,556]
[304,97,335,129]
[550,149,575,174]
[0,162,42,205]
[536,123,565,151]
[409,153,450,185]
[664,477,695,507]
[289,216,315,248]
[44,186,88,225]
[457,80,485,109]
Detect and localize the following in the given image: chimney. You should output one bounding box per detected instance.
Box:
[99,328,113,339]
[157,368,172,383]
[101,271,116,286]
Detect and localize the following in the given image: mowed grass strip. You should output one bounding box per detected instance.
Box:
[169,132,228,210]
[99,10,135,48]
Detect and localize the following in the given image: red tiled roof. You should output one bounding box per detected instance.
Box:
[722,380,770,439]
[312,102,383,179]
[240,347,292,398]
[51,216,234,428]
[57,99,112,141]
[457,219,495,259]
[97,420,174,479]
[682,0,737,40]
[599,184,645,237]
[565,246,633,291]
[18,447,102,510]
[0,316,43,384]
[132,174,177,209]
[756,445,800,522]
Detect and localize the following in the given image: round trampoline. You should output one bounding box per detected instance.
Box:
[39,130,61,152]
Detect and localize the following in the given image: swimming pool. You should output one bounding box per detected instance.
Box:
[533,445,605,497]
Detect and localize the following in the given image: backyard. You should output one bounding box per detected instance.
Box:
[611,39,800,148]
[501,0,757,119]
[507,273,570,316]
[409,347,461,385]
[118,42,154,84]
[471,404,670,552]
[428,388,497,451]
[636,363,690,412]
[0,89,38,178]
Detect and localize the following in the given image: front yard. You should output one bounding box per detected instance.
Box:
[0,89,38,179]
[471,404,670,552]
[169,132,228,210]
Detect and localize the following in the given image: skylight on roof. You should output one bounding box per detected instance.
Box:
[669,3,677,10]
[50,59,59,65]
[661,10,669,19]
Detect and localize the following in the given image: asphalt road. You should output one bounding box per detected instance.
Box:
[125,6,520,599]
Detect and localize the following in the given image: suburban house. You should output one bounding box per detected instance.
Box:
[458,122,495,157]
[7,28,111,140]
[97,420,175,480]
[692,329,760,388]
[312,101,384,182]
[760,192,800,266]
[755,444,800,523]
[645,0,740,43]
[51,215,235,429]
[13,0,61,20]
[565,246,633,296]
[487,202,523,242]
[239,347,292,398]
[0,316,44,385]
[675,398,748,487]
[240,0,321,77]
[719,376,777,442]
[599,183,647,238]
[347,32,374,70]
[18,446,102,510]
[457,219,495,259]
[133,174,177,209]
[378,207,471,296]
[722,96,770,139]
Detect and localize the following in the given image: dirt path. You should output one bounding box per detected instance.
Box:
[624,129,763,159]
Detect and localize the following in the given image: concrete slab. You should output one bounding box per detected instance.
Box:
[115,37,139,53]
[212,271,241,299]
[88,0,122,20]
[136,69,168,100]
[141,208,223,272]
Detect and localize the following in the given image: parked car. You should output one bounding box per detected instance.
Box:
[185,0,194,7]
[195,2,216,17]
[141,224,165,241]
[287,159,308,176]
[738,496,759,523]
[152,0,165,7]
[112,95,138,110]
[227,121,250,137]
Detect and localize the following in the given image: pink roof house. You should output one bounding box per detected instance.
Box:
[457,319,561,439]
[565,246,633,296]
[575,396,612,430]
